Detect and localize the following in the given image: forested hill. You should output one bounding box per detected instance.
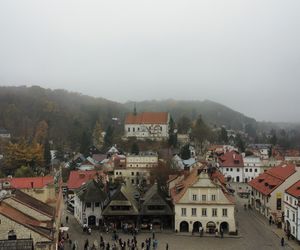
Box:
[0,86,127,149]
[3,85,296,151]
[125,100,257,130]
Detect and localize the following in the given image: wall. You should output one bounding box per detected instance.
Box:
[0,214,53,250]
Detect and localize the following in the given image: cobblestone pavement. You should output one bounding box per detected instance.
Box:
[60,183,293,250]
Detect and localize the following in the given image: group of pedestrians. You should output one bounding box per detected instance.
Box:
[82,232,164,250]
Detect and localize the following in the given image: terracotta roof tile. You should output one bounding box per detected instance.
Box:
[67,170,107,190]
[0,176,54,189]
[248,163,296,196]
[218,151,244,168]
[125,112,169,124]
[285,180,300,199]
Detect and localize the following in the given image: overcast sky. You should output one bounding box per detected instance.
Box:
[0,1,300,122]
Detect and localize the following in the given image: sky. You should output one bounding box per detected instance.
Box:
[0,1,300,122]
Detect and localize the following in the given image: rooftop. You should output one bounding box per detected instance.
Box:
[67,170,106,190]
[285,180,300,199]
[0,176,54,189]
[125,112,169,124]
[218,151,244,168]
[248,163,296,196]
[0,202,53,240]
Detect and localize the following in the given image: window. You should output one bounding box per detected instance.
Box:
[292,213,295,222]
[133,128,135,132]
[212,208,217,217]
[295,200,298,206]
[289,197,292,204]
[222,208,228,217]
[237,168,240,172]
[181,208,187,216]
[202,208,207,216]
[286,196,289,202]
[211,195,216,201]
[226,168,229,171]
[254,169,257,172]
[138,127,140,131]
[128,127,130,132]
[192,194,197,201]
[95,202,100,207]
[86,202,91,208]
[230,168,233,172]
[245,168,248,172]
[250,169,253,172]
[287,209,289,218]
[136,172,139,176]
[293,226,295,235]
[131,172,134,176]
[202,195,206,201]
[131,179,134,184]
[192,208,197,216]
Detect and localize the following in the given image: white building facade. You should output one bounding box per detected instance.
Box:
[284,180,300,242]
[171,168,236,234]
[243,156,263,183]
[124,112,170,140]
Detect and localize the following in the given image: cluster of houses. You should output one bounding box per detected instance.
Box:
[0,176,61,250]
[66,161,237,236]
[205,143,300,243]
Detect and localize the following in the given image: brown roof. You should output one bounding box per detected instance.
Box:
[11,189,55,218]
[125,112,169,124]
[285,180,300,199]
[248,163,296,196]
[218,151,244,168]
[0,202,53,240]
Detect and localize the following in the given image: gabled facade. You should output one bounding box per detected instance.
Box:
[248,163,300,222]
[218,151,244,182]
[102,184,139,229]
[284,180,300,242]
[170,167,236,234]
[140,182,174,229]
[74,179,108,227]
[124,112,170,140]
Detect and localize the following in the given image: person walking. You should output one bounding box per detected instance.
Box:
[220,228,224,238]
[166,243,169,250]
[281,237,284,246]
[66,215,69,224]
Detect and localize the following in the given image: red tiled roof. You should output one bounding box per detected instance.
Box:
[0,202,53,240]
[285,180,300,199]
[125,112,169,124]
[248,163,296,196]
[218,151,244,167]
[0,176,54,189]
[170,167,233,204]
[67,170,106,190]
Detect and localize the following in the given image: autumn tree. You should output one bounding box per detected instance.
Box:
[34,120,49,144]
[4,139,44,172]
[92,120,104,150]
